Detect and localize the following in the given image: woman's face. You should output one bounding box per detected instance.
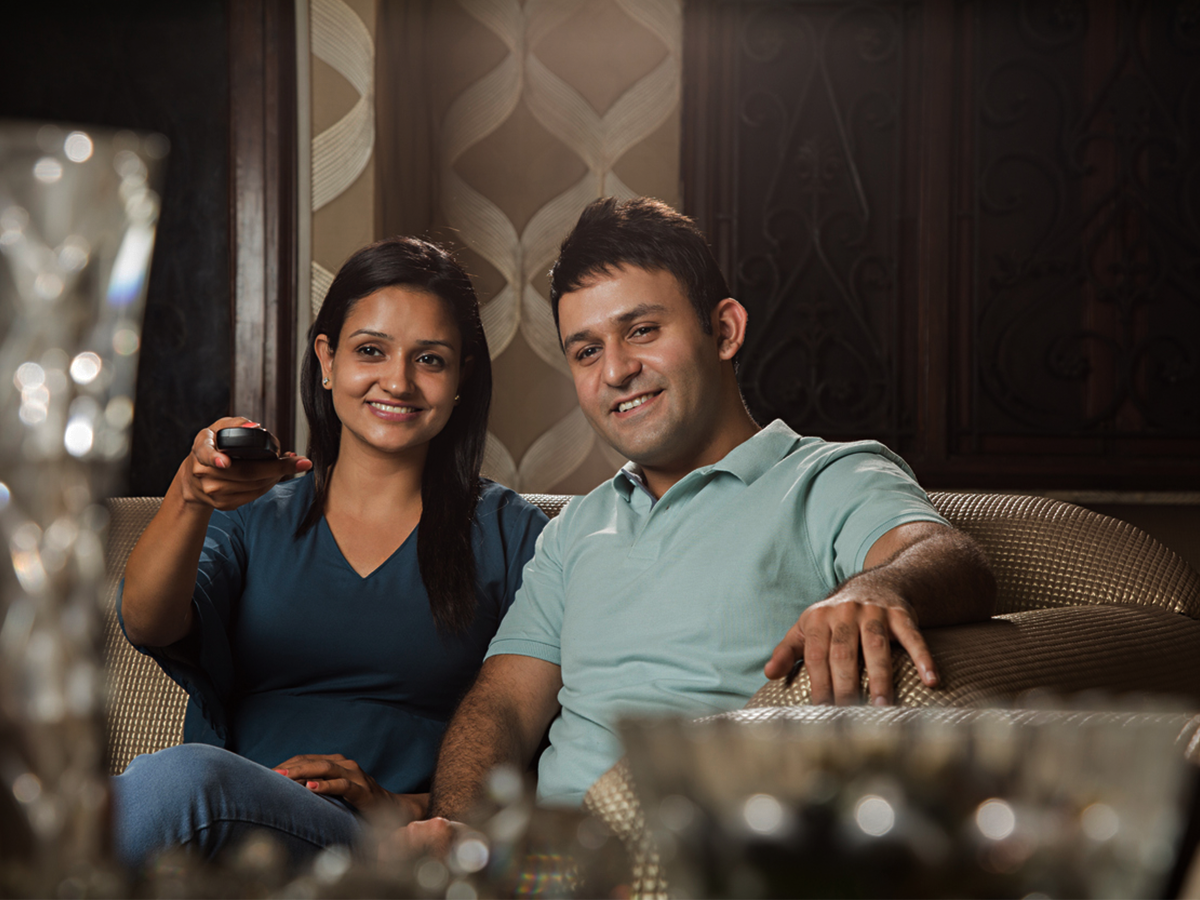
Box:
[315,286,468,461]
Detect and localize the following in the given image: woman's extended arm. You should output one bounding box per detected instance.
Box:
[120,417,311,647]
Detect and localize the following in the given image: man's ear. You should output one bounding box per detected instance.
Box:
[712,298,749,362]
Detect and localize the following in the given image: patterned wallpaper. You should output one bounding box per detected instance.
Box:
[309,0,376,318]
[305,0,682,495]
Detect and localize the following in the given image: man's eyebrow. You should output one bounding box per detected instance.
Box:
[560,303,670,352]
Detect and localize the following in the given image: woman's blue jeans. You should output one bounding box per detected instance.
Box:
[111,743,363,871]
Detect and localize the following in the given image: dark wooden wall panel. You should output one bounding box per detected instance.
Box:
[685,0,1200,490]
[229,0,299,451]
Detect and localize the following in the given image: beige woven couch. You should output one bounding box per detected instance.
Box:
[102,491,1200,777]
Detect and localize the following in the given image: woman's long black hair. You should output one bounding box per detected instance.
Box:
[297,237,492,634]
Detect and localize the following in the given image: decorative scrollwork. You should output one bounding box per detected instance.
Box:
[728,1,908,439]
[972,0,1200,436]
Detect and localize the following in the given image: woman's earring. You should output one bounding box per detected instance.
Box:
[322,377,330,387]
[454,394,460,404]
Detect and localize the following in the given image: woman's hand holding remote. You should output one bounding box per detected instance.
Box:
[180,416,311,512]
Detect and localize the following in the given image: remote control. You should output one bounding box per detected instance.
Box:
[215,426,280,460]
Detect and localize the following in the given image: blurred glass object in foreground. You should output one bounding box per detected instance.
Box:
[621,705,1200,899]
[0,119,164,895]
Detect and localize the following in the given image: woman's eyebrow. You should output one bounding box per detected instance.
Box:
[345,330,455,351]
[347,328,390,340]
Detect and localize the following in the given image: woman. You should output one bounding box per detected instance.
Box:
[112,237,547,868]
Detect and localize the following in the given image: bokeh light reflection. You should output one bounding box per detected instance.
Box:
[855,794,896,837]
[69,352,101,385]
[975,798,1016,841]
[33,156,62,184]
[63,131,93,163]
[15,362,45,389]
[743,793,786,835]
[1081,803,1119,842]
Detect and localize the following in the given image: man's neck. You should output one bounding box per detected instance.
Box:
[640,409,761,499]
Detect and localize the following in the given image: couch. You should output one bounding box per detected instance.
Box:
[102,490,1200,774]
[101,491,1200,887]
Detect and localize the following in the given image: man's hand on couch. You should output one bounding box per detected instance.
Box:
[764,522,996,705]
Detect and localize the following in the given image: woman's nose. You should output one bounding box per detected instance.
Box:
[381,358,414,394]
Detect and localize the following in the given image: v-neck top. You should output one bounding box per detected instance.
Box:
[118,475,547,793]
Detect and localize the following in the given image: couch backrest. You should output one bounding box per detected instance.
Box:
[101,490,1200,773]
[929,492,1200,618]
[102,497,189,775]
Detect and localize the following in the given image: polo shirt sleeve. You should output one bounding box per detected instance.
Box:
[485,510,567,667]
[803,445,949,586]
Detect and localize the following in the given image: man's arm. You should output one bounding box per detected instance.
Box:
[764,521,996,706]
[427,653,563,822]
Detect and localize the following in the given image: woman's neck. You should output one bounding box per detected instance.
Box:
[325,437,427,524]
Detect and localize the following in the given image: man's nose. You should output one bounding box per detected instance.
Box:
[603,345,641,387]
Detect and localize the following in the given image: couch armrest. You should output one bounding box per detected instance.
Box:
[748,604,1200,709]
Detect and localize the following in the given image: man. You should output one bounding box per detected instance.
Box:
[423,197,995,820]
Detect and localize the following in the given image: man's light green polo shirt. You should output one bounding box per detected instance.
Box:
[485,420,948,807]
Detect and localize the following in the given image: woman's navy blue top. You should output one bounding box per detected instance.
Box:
[117,476,547,794]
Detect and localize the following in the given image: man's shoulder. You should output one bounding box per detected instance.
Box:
[762,423,918,483]
[534,471,625,541]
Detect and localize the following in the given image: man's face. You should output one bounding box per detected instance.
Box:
[558,265,726,475]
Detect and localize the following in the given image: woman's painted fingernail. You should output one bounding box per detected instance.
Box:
[215,456,228,469]
[306,781,319,790]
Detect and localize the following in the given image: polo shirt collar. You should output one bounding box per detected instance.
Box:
[709,419,799,485]
[608,419,800,502]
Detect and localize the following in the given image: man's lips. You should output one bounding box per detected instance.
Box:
[612,391,661,414]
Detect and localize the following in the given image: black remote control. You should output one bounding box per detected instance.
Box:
[215,426,280,460]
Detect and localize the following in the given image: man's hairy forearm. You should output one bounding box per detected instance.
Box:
[846,528,997,627]
[427,658,560,822]
[427,690,525,821]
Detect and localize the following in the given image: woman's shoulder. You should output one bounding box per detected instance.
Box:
[474,480,550,529]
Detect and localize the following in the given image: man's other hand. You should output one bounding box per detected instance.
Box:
[763,584,937,706]
[392,817,467,859]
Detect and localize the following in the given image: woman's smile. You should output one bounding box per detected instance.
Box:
[367,400,423,419]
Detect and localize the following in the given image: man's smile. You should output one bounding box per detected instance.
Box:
[613,391,662,414]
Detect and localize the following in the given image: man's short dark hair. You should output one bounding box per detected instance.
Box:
[549,197,731,336]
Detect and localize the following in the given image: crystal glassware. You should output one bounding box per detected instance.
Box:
[0,119,164,895]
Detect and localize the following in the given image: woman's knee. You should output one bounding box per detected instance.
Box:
[121,743,241,788]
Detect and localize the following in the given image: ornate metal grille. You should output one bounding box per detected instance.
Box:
[965,0,1200,440]
[686,0,1200,487]
[720,1,915,442]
